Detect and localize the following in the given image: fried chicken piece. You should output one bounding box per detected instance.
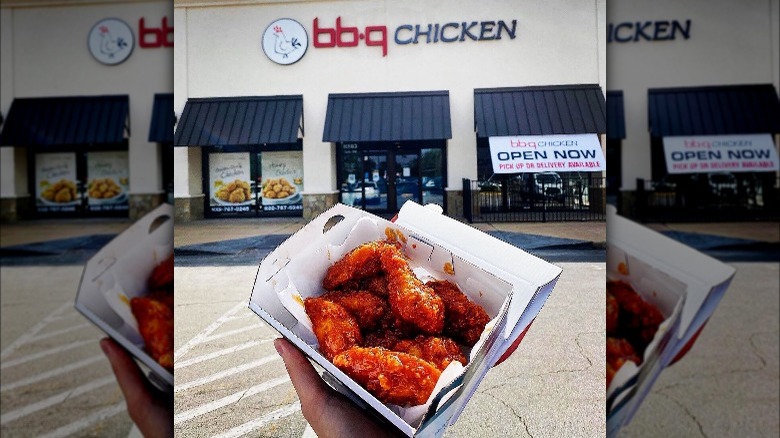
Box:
[341,274,389,298]
[363,312,418,350]
[426,280,490,346]
[304,297,362,361]
[320,290,387,331]
[322,242,396,290]
[608,281,665,356]
[380,245,445,335]
[131,297,173,370]
[148,255,174,291]
[606,336,640,388]
[394,335,467,371]
[606,291,619,335]
[333,346,441,407]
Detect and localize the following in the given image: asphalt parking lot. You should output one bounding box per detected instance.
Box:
[0,265,133,437]
[172,261,606,437]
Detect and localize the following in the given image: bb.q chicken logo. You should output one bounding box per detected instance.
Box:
[262,18,308,65]
[88,18,135,65]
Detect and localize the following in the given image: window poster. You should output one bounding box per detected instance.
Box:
[259,151,303,212]
[35,153,80,213]
[208,152,255,215]
[86,151,129,212]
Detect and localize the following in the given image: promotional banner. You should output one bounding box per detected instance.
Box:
[259,151,303,212]
[209,152,255,214]
[86,151,129,212]
[663,134,779,174]
[36,153,80,213]
[489,134,605,173]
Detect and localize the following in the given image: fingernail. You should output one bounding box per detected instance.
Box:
[273,338,284,355]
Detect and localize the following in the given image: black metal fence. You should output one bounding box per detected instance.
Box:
[463,175,607,222]
[633,175,780,222]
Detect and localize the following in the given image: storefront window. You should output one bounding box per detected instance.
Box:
[207,152,255,216]
[337,142,447,213]
[86,151,129,213]
[35,152,81,215]
[421,148,444,207]
[361,151,389,211]
[339,143,362,207]
[259,151,303,213]
[203,146,303,218]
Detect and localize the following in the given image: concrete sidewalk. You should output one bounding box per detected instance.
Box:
[3,215,778,252]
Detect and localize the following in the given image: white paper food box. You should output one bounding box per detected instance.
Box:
[606,205,736,437]
[75,203,174,392]
[249,201,562,437]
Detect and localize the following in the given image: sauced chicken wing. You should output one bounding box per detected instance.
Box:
[341,274,389,298]
[394,335,467,371]
[333,346,441,407]
[609,281,664,355]
[304,297,362,361]
[426,280,490,346]
[131,297,174,370]
[606,336,640,388]
[320,290,387,331]
[379,245,445,335]
[322,242,397,290]
[148,254,174,291]
[606,291,619,335]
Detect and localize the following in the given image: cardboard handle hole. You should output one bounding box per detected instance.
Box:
[322,215,345,234]
[148,214,172,235]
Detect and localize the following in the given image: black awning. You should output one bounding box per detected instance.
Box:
[149,93,174,143]
[173,95,303,147]
[648,84,780,137]
[607,90,626,140]
[474,84,606,138]
[0,95,129,147]
[323,91,452,142]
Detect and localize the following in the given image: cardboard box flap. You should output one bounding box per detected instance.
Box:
[606,206,736,340]
[395,201,562,341]
[75,203,174,389]
[395,202,562,291]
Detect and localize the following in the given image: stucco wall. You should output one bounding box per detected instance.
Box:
[607,0,780,190]
[174,0,605,198]
[1,1,173,200]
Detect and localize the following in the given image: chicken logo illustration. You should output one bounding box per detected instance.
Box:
[98,25,129,58]
[262,19,309,65]
[88,18,135,65]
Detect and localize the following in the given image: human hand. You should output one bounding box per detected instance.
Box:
[100,338,173,438]
[274,338,403,438]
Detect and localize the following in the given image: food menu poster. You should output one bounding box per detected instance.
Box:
[86,151,129,212]
[36,153,79,213]
[259,151,303,212]
[208,152,255,214]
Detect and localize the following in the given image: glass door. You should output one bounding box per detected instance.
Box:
[359,151,389,212]
[392,151,422,211]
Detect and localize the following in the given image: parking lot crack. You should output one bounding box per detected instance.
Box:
[482,391,533,437]
[747,330,776,369]
[655,390,707,437]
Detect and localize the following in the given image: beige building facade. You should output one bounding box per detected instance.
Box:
[173,0,607,220]
[0,0,173,221]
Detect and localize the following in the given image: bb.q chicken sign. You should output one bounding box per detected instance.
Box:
[88,18,135,65]
[262,19,309,65]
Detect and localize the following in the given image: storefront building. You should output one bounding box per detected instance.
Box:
[173,0,606,221]
[0,0,173,221]
[607,0,780,220]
